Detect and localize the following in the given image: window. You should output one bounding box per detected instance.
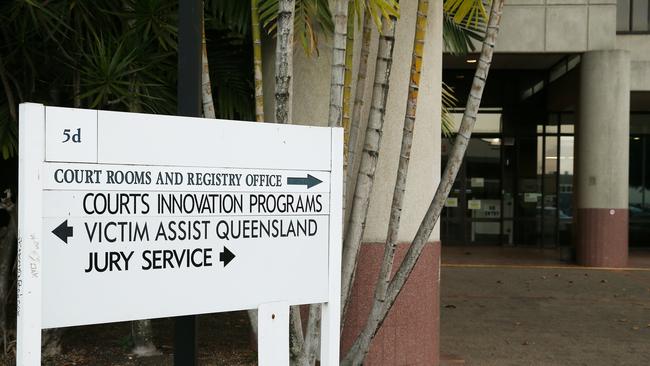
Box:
[618,0,650,33]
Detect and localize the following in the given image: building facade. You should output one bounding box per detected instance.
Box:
[443,0,650,268]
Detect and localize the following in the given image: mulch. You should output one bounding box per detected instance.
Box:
[2,311,257,366]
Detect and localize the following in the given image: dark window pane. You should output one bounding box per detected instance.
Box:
[644,137,649,207]
[633,0,650,31]
[618,0,631,32]
[559,136,574,219]
[630,137,643,196]
[630,136,650,246]
[630,113,650,134]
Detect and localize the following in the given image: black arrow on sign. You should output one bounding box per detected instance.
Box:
[287,174,322,189]
[220,246,236,267]
[52,220,73,244]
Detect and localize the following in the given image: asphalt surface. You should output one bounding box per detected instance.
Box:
[440,265,650,366]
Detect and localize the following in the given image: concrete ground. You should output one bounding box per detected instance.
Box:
[442,246,650,268]
[440,265,650,365]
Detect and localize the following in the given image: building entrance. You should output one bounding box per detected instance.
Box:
[441,134,503,245]
[441,112,575,248]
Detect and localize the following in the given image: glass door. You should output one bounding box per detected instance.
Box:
[442,134,503,245]
[466,136,502,245]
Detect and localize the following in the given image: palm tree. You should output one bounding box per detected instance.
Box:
[252,0,265,122]
[341,0,355,155]
[327,0,351,128]
[341,7,399,315]
[274,0,296,124]
[348,1,432,364]
[202,19,217,119]
[0,0,255,356]
[342,0,505,363]
[346,9,372,197]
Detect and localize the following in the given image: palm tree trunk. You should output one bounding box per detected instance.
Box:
[275,0,295,124]
[124,1,163,350]
[303,2,354,362]
[327,0,350,128]
[127,81,161,357]
[0,190,16,354]
[201,20,216,119]
[344,2,505,363]
[303,303,320,365]
[345,10,372,215]
[341,1,429,363]
[342,0,355,161]
[131,319,160,357]
[341,14,398,315]
[289,305,309,365]
[274,2,307,364]
[244,0,265,338]
[252,0,265,122]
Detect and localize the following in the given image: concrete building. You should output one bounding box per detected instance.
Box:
[263,0,650,364]
[443,0,650,269]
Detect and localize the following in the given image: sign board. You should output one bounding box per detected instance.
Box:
[468,199,482,210]
[17,104,343,365]
[524,192,541,203]
[470,177,484,188]
[471,199,501,236]
[444,197,458,208]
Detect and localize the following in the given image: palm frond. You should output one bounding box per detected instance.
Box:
[0,104,17,160]
[120,0,178,51]
[206,0,251,36]
[442,82,457,137]
[359,0,399,33]
[206,29,255,120]
[443,13,482,55]
[77,34,174,112]
[444,0,489,28]
[258,0,333,56]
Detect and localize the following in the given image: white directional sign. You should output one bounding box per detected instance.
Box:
[17,104,343,365]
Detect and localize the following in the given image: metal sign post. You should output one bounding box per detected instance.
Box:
[16,104,342,365]
[176,0,202,364]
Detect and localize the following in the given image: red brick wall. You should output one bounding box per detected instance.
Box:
[341,242,440,365]
[576,208,628,268]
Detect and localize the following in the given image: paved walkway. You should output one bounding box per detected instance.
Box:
[442,246,650,268]
[440,265,650,365]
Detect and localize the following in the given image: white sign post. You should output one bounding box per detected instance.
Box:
[17,103,343,365]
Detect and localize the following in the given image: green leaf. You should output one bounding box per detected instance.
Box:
[443,13,482,55]
[206,0,251,36]
[0,104,17,160]
[206,28,255,120]
[444,0,489,28]
[441,82,457,137]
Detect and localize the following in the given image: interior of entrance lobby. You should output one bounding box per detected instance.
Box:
[442,54,650,262]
